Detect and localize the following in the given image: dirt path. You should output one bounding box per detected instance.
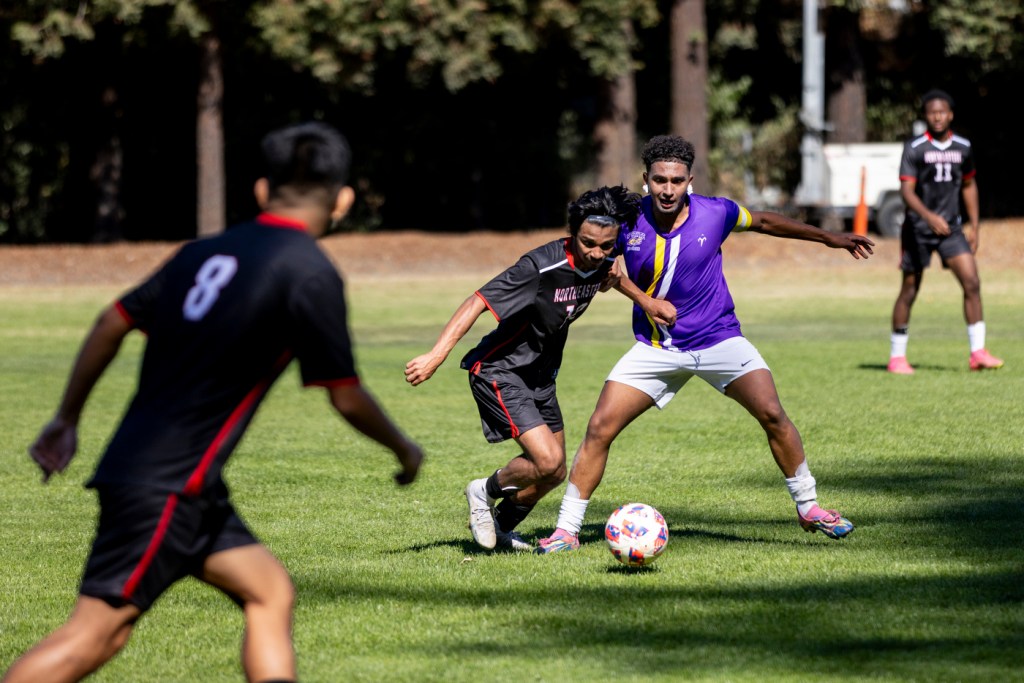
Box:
[1,221,1020,286]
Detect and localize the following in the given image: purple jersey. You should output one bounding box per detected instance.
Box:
[617,194,753,351]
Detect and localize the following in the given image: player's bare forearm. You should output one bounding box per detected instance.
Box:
[29,306,131,482]
[404,294,487,386]
[748,211,874,259]
[329,384,424,485]
[613,269,677,325]
[55,306,132,422]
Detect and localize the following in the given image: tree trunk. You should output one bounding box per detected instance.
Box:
[197,32,225,237]
[90,86,124,243]
[825,9,866,144]
[594,22,638,192]
[671,0,710,194]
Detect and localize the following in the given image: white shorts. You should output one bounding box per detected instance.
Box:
[606,337,770,409]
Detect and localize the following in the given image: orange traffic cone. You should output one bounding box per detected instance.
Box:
[853,166,869,236]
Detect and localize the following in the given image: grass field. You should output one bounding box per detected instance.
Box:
[1,257,1022,682]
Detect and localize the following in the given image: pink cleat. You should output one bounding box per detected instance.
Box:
[887,356,914,375]
[535,528,580,554]
[798,505,854,540]
[969,349,1004,371]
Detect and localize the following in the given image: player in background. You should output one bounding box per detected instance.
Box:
[537,135,875,554]
[887,89,1003,374]
[3,121,424,683]
[405,186,641,552]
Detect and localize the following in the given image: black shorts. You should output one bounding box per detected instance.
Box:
[80,483,258,611]
[467,368,563,443]
[900,222,971,272]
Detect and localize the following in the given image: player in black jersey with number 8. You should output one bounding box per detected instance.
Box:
[4,122,424,683]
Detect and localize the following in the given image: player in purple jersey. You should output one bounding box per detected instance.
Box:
[537,135,875,553]
[5,122,424,683]
[886,89,1003,375]
[405,186,641,552]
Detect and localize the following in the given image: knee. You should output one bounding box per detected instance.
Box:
[533,453,566,484]
[754,401,790,433]
[962,275,981,298]
[245,571,295,615]
[584,410,619,448]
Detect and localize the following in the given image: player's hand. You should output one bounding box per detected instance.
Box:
[600,261,622,292]
[29,418,78,483]
[829,233,875,259]
[964,224,979,253]
[645,298,677,326]
[404,354,442,386]
[393,440,424,486]
[928,214,951,236]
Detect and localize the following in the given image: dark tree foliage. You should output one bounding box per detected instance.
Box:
[2,1,1023,242]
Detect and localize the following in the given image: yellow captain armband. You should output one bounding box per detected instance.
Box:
[733,206,753,232]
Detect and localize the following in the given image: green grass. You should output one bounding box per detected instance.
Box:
[1,264,1022,683]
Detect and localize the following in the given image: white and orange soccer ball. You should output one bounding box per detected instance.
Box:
[605,502,669,567]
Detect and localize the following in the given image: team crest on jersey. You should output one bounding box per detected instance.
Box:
[625,231,646,251]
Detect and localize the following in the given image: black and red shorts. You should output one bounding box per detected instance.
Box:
[467,368,563,443]
[80,482,258,611]
[900,222,971,272]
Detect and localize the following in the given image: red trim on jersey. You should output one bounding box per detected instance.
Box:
[122,493,179,601]
[899,174,916,182]
[257,213,308,231]
[475,291,501,321]
[563,238,576,270]
[182,351,293,496]
[468,321,530,375]
[491,380,520,438]
[305,376,361,388]
[964,169,977,180]
[114,301,135,326]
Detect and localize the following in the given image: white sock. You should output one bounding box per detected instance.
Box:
[967,321,986,353]
[890,332,909,359]
[785,461,818,515]
[555,483,589,535]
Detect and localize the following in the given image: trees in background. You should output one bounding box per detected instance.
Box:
[1,0,1023,243]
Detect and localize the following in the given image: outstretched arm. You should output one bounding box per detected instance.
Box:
[748,211,875,259]
[404,294,488,386]
[329,384,424,486]
[29,305,132,482]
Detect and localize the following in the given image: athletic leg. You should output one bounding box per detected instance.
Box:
[725,369,853,539]
[537,381,653,551]
[725,369,804,477]
[945,252,982,324]
[889,270,921,373]
[2,597,141,683]
[201,545,296,683]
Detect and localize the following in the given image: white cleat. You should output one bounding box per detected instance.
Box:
[465,479,496,549]
[494,529,532,552]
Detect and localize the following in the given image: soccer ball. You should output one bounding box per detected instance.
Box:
[605,502,669,567]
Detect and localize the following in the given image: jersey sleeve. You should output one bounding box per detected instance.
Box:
[475,255,539,322]
[288,268,359,387]
[899,140,918,181]
[730,201,754,234]
[116,253,177,331]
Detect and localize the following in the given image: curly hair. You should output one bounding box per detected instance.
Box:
[641,135,695,172]
[566,185,642,236]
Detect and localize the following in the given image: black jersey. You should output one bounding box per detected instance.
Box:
[459,237,614,383]
[899,131,976,229]
[88,214,358,495]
